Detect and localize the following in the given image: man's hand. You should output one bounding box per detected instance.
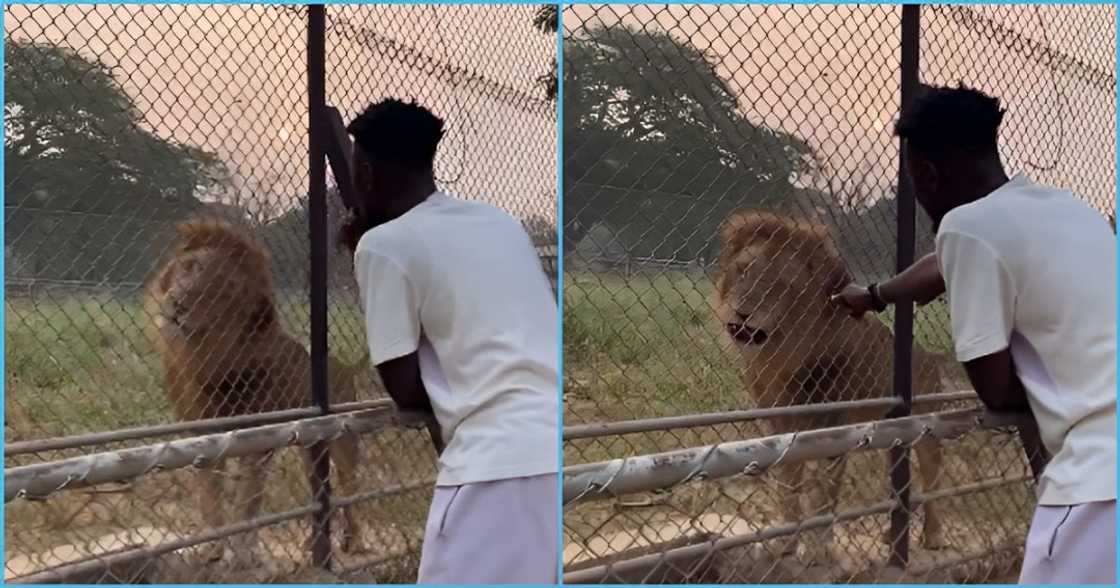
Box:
[831,283,876,318]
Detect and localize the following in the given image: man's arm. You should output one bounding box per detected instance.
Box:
[878,252,945,306]
[376,352,443,455]
[962,349,1031,412]
[934,229,1029,413]
[354,242,431,414]
[375,352,432,413]
[831,252,944,318]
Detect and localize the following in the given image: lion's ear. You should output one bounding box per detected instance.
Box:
[719,211,752,243]
[825,265,853,296]
[174,220,210,246]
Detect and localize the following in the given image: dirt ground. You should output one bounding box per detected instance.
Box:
[563,427,1036,584]
[5,428,438,584]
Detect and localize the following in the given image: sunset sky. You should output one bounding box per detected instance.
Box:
[4,4,558,224]
[5,4,1114,224]
[565,3,1115,213]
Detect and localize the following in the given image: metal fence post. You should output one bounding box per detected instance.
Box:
[307,3,334,571]
[887,3,920,571]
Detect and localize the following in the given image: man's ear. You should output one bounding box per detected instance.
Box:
[906,150,937,192]
[354,160,371,192]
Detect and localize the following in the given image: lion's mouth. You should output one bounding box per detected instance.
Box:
[726,322,769,345]
[157,301,192,337]
[157,312,184,332]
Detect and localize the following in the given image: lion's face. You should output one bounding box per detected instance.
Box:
[716,212,850,349]
[149,221,275,342]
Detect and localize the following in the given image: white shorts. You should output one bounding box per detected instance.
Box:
[1019,499,1116,584]
[417,473,558,584]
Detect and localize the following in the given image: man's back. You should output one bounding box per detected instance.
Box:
[937,173,1116,506]
[356,191,558,486]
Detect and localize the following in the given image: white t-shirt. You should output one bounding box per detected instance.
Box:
[935,173,1116,506]
[354,191,559,487]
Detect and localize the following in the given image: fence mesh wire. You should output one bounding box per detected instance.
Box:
[4,4,556,583]
[561,3,1115,583]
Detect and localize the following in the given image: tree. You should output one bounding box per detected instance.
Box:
[4,39,229,282]
[563,24,818,260]
[533,4,559,102]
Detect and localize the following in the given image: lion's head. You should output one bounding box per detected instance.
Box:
[147,219,277,343]
[715,211,852,348]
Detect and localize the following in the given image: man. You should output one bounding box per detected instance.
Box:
[340,98,558,584]
[833,84,1116,584]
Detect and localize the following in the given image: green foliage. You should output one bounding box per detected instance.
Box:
[562,24,818,260]
[534,4,559,101]
[532,4,558,34]
[4,39,229,282]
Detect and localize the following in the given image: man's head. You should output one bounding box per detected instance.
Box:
[346,98,445,225]
[894,83,1008,229]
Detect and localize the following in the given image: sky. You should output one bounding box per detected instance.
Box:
[4,4,559,224]
[5,4,1114,224]
[564,3,1116,215]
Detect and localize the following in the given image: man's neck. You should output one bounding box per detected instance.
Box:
[951,164,1010,208]
[388,181,437,219]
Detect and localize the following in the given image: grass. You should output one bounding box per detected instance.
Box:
[4,290,435,582]
[5,292,376,439]
[563,270,957,434]
[561,269,1033,583]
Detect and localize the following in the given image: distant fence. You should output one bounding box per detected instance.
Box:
[5,3,556,583]
[562,3,1113,583]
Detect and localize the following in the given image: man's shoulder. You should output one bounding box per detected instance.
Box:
[938,201,997,240]
[354,220,423,272]
[446,192,517,220]
[355,221,406,252]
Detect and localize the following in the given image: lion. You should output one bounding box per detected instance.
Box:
[714,210,951,565]
[145,219,373,563]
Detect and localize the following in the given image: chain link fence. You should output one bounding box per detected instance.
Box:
[5,3,556,583]
[561,3,1114,583]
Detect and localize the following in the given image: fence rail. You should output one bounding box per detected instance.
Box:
[5,3,556,582]
[562,3,1113,583]
[563,408,1033,506]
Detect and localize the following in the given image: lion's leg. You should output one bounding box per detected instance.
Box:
[802,413,846,565]
[331,434,367,553]
[914,438,949,549]
[198,459,228,562]
[769,415,806,558]
[797,455,845,565]
[230,450,274,565]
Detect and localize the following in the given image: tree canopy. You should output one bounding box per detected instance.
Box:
[4,39,229,282]
[533,4,559,101]
[562,24,817,260]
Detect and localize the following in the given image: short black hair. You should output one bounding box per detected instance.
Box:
[347,98,445,171]
[894,83,1005,161]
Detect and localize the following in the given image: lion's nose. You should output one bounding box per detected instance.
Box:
[163,297,185,316]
